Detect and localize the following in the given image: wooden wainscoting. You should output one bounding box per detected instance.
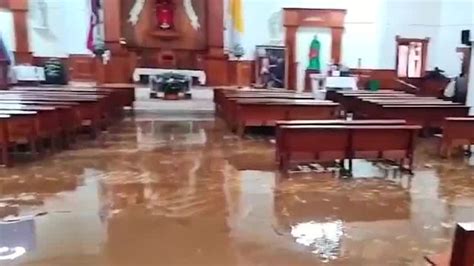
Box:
[228,60,254,87]
[69,55,96,81]
[0,59,8,89]
[351,69,399,89]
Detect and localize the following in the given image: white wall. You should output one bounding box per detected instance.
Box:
[0,9,16,51]
[237,0,472,78]
[296,27,332,90]
[28,0,92,57]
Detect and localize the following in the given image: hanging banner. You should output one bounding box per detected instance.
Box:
[226,0,245,58]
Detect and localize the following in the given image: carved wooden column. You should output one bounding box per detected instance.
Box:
[0,59,8,89]
[204,0,228,86]
[331,28,344,64]
[100,0,131,84]
[285,26,297,90]
[8,0,32,64]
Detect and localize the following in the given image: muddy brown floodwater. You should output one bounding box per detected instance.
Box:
[1,113,474,266]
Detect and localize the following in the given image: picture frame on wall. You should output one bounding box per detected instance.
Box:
[255,45,287,89]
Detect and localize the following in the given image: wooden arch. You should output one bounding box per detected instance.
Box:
[283,8,346,90]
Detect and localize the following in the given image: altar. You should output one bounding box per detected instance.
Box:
[309,74,358,91]
[12,66,45,82]
[133,68,207,85]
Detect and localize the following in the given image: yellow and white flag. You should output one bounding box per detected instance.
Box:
[225,0,245,58]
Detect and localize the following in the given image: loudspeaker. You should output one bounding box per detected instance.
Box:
[461,30,471,45]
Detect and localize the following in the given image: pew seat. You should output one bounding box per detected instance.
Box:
[277,125,420,174]
[439,117,474,158]
[234,100,340,135]
[0,111,39,165]
[275,119,407,162]
[0,115,9,166]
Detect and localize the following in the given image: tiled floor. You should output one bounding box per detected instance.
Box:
[1,91,474,265]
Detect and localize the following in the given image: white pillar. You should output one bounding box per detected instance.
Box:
[467,47,474,115]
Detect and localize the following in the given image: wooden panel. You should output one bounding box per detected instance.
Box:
[104,0,122,44]
[205,58,229,86]
[331,28,343,63]
[69,55,96,81]
[0,0,9,9]
[206,0,224,52]
[352,69,399,89]
[227,60,254,87]
[98,54,133,84]
[283,8,346,28]
[286,26,297,90]
[0,60,8,90]
[284,8,346,90]
[12,9,32,64]
[122,0,207,51]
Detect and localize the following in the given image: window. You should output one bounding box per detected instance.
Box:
[396,36,429,78]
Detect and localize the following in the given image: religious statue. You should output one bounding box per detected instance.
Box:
[156,0,174,30]
[308,35,321,71]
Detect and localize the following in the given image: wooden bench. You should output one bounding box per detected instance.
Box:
[95,83,136,108]
[0,104,62,151]
[223,94,317,127]
[234,100,340,135]
[216,92,314,118]
[10,86,121,118]
[275,119,407,162]
[328,92,414,113]
[214,88,297,110]
[0,110,39,165]
[277,124,420,174]
[425,223,474,266]
[0,100,81,135]
[356,99,461,119]
[0,95,103,135]
[0,115,9,166]
[439,117,474,157]
[360,104,469,130]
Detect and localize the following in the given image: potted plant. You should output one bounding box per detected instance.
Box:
[162,79,182,100]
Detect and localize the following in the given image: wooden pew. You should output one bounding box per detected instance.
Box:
[0,104,61,151]
[0,94,103,136]
[214,87,296,107]
[223,94,316,126]
[328,92,414,113]
[275,119,407,162]
[425,223,474,266]
[234,100,340,135]
[439,117,474,157]
[360,104,469,130]
[277,125,420,174]
[95,83,136,109]
[0,100,81,135]
[356,99,461,119]
[0,110,39,164]
[0,115,9,166]
[215,89,302,116]
[10,86,121,118]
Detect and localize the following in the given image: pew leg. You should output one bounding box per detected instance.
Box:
[1,146,9,167]
[439,141,448,158]
[279,153,290,174]
[29,138,38,158]
[90,124,100,139]
[237,124,245,137]
[50,136,58,153]
[407,157,414,175]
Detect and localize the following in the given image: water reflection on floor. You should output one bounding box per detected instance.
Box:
[1,113,474,265]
